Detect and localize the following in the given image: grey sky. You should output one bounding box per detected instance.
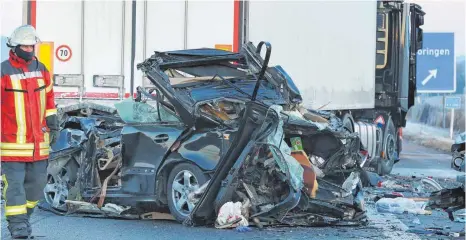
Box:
[412,0,465,55]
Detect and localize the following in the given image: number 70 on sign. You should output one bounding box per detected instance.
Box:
[55,45,72,62]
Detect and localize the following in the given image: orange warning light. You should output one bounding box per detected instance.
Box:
[215,44,233,52]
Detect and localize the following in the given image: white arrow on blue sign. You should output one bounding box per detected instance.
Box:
[445,96,462,109]
[416,32,455,93]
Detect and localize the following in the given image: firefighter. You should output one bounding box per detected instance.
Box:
[1,25,59,239]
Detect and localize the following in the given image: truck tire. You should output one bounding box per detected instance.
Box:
[342,113,355,133]
[379,118,397,176]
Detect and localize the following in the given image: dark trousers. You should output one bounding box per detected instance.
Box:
[1,160,48,234]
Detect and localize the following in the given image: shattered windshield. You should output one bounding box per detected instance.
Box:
[114,99,180,124]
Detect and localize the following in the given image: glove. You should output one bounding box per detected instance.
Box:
[45,115,59,146]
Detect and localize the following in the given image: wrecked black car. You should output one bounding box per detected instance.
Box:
[44,42,367,227]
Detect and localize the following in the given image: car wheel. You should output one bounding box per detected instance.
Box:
[167,162,209,223]
[43,158,79,212]
[379,118,396,176]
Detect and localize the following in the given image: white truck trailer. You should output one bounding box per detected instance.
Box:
[239,1,426,175]
[0,0,425,175]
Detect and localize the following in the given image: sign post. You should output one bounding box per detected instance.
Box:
[445,96,462,139]
[416,32,455,93]
[443,95,446,128]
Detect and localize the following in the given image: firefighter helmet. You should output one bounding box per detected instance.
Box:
[6,25,41,47]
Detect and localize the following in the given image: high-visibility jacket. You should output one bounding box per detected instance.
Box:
[0,50,57,162]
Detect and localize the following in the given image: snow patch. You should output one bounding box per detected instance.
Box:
[403,122,454,153]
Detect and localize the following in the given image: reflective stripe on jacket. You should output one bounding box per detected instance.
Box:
[1,50,57,162]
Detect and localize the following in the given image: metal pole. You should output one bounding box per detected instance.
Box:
[143,0,147,62]
[130,0,137,98]
[443,95,446,128]
[80,0,85,102]
[23,1,29,25]
[450,108,455,139]
[120,0,126,100]
[242,0,249,45]
[142,0,147,87]
[184,0,188,49]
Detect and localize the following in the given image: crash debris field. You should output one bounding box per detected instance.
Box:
[19,43,463,236]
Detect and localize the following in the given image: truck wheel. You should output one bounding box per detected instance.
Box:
[379,118,397,176]
[167,162,209,223]
[342,113,355,133]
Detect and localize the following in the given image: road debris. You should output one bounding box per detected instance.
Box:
[427,186,465,221]
[375,197,430,215]
[235,226,252,232]
[453,209,466,223]
[215,202,249,229]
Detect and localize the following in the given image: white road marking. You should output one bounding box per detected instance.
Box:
[391,168,459,179]
[401,152,450,159]
[366,207,420,240]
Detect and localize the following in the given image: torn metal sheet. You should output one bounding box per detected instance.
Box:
[66,200,130,215]
[50,129,87,153]
[267,105,304,191]
[140,212,176,221]
[427,186,465,221]
[38,200,139,220]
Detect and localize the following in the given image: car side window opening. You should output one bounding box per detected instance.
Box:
[114,98,181,124]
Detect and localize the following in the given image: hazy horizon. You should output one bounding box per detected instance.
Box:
[411,0,465,56]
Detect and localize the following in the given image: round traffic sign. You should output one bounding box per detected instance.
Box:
[55,45,72,62]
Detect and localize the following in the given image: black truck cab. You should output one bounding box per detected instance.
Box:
[375,1,426,127]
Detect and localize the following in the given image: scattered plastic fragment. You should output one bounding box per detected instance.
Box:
[453,209,466,223]
[215,202,249,229]
[235,226,252,232]
[375,197,429,215]
[407,228,451,236]
[421,178,443,191]
[366,172,383,187]
[412,218,421,225]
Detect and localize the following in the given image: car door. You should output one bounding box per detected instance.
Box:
[115,98,186,195]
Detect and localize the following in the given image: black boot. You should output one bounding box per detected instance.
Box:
[7,215,31,239]
[8,223,30,239]
[27,208,34,235]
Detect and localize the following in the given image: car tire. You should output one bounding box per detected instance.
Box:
[43,155,79,212]
[379,118,397,176]
[166,162,209,223]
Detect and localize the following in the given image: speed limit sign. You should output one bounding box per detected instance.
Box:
[55,45,72,62]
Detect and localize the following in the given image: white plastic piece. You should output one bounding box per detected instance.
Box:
[215,201,249,229]
[375,197,429,215]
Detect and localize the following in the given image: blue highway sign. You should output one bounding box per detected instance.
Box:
[416,32,455,93]
[445,96,462,109]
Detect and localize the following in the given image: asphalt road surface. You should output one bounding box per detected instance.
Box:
[1,140,464,240]
[393,140,459,179]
